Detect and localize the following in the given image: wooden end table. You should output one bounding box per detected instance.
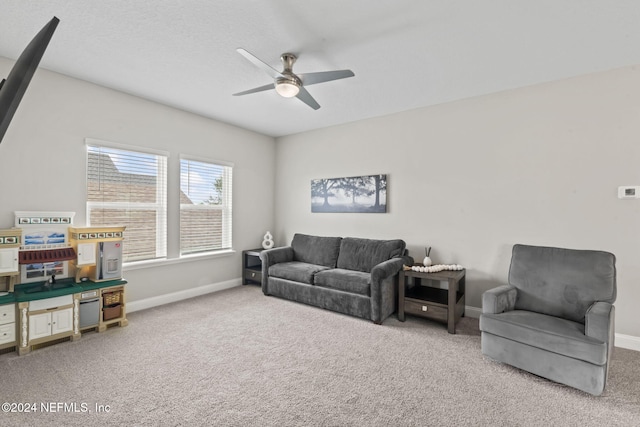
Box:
[398,266,466,334]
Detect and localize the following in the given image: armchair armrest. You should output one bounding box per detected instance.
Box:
[482,285,517,314]
[585,301,615,344]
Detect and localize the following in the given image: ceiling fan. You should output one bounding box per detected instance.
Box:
[233,48,355,110]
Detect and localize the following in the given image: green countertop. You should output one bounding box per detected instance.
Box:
[0,277,127,305]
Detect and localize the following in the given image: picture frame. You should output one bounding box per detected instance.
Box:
[311,174,387,213]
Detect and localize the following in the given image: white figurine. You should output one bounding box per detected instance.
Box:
[423,246,433,266]
[262,231,274,249]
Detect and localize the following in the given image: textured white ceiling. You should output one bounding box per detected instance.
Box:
[1,1,640,137]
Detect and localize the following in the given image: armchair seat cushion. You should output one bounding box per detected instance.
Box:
[269,262,331,285]
[314,268,371,296]
[481,310,607,365]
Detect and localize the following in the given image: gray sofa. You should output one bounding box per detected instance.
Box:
[260,233,411,324]
[480,244,617,395]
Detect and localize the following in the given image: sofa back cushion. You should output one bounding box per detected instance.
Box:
[291,233,342,268]
[337,237,406,273]
[509,244,616,323]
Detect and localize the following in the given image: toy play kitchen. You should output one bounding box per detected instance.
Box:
[0,211,128,356]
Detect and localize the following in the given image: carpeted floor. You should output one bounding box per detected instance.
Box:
[1,285,639,426]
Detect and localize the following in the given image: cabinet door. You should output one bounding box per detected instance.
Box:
[0,304,15,326]
[0,248,18,273]
[0,323,15,345]
[77,242,96,265]
[29,312,51,340]
[51,308,73,335]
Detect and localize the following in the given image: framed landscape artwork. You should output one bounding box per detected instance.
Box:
[311,174,387,213]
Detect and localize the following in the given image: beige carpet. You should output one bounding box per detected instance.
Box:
[1,285,639,426]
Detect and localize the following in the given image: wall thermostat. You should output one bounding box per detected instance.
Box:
[618,186,640,199]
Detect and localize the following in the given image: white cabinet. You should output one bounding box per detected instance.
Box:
[52,308,73,335]
[29,312,52,340]
[0,248,18,274]
[0,303,15,324]
[0,323,15,345]
[19,294,78,355]
[0,303,15,346]
[77,242,96,266]
[29,308,73,340]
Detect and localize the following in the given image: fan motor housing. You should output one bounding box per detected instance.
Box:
[276,74,301,87]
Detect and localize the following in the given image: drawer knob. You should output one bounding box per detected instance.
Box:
[422,306,428,312]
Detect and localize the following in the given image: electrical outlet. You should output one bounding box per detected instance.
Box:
[618,186,640,199]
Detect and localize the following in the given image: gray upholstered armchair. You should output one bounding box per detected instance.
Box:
[480,244,616,396]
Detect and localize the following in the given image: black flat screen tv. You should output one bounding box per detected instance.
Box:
[0,16,59,145]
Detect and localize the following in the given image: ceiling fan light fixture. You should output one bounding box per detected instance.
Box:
[275,76,300,98]
[234,49,353,110]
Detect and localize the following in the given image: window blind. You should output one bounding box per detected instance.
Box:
[180,157,233,255]
[86,142,168,262]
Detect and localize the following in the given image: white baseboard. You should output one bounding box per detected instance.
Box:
[615,333,640,352]
[465,306,482,318]
[127,278,241,313]
[467,305,639,352]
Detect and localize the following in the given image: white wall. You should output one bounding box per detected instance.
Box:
[3,56,637,339]
[0,57,276,302]
[275,65,640,337]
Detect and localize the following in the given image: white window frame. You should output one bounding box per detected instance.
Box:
[85,138,169,263]
[179,155,233,256]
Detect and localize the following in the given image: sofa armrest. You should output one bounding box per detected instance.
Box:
[370,257,408,324]
[585,301,615,344]
[260,246,294,294]
[260,246,294,267]
[482,285,517,314]
[371,257,406,283]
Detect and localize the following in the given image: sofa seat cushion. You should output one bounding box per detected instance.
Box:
[268,262,331,285]
[480,310,607,365]
[314,268,371,296]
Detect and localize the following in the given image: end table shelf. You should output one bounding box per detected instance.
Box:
[398,267,466,334]
[242,248,265,286]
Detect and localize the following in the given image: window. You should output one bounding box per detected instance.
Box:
[180,156,233,255]
[86,141,168,263]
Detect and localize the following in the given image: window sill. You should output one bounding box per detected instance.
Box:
[123,249,236,272]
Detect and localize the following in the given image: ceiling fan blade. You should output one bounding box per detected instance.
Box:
[232,83,275,96]
[295,86,320,110]
[298,70,354,86]
[236,48,283,79]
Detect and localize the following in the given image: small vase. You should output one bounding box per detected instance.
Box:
[262,231,274,249]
